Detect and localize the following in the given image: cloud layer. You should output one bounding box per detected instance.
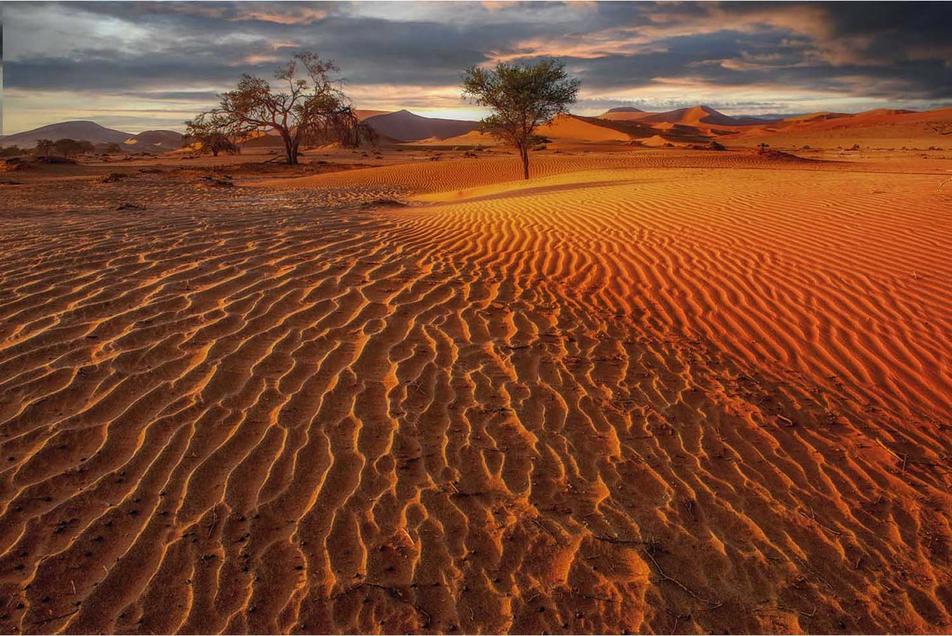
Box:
[3,1,950,132]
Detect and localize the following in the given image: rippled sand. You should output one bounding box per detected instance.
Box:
[0,152,949,633]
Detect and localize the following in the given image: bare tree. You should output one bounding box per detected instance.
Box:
[191,52,366,165]
[462,59,579,179]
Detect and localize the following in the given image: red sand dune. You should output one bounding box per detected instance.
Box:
[591,106,952,150]
[727,108,952,148]
[599,106,769,127]
[436,115,632,147]
[422,106,952,152]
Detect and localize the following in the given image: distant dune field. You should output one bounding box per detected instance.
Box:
[0,150,949,633]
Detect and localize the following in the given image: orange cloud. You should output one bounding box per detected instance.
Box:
[239,54,285,66]
[232,7,328,25]
[487,4,880,69]
[487,27,667,64]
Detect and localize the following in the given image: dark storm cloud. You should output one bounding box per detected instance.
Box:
[570,25,951,100]
[4,2,550,92]
[785,1,950,47]
[3,1,950,123]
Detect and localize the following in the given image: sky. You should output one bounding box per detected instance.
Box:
[2,1,950,134]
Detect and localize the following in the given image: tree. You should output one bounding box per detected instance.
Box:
[104,142,123,154]
[35,139,54,159]
[462,59,579,179]
[189,51,365,165]
[184,112,239,156]
[53,138,93,158]
[52,139,76,157]
[0,145,24,158]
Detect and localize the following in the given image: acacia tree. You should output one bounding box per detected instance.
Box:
[190,52,365,165]
[462,59,579,179]
[184,112,239,156]
[34,139,54,159]
[53,138,93,158]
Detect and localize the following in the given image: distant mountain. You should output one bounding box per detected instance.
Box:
[363,110,478,142]
[123,130,183,152]
[599,107,649,121]
[355,109,392,121]
[0,120,132,147]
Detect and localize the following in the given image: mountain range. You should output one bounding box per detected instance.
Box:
[0,121,183,153]
[3,105,949,152]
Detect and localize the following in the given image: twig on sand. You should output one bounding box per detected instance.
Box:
[593,534,648,546]
[775,603,819,619]
[530,517,558,538]
[876,438,908,472]
[776,414,796,428]
[666,608,692,634]
[798,506,842,536]
[643,548,695,597]
[332,583,432,629]
[642,547,720,608]
[207,510,219,538]
[30,608,80,627]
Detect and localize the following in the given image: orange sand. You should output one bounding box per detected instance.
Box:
[0,150,949,633]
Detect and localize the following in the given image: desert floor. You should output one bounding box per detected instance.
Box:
[0,148,949,633]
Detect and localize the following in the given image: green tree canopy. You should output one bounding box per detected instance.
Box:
[462,59,580,179]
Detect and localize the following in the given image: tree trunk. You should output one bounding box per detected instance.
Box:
[281,132,298,165]
[520,146,530,180]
